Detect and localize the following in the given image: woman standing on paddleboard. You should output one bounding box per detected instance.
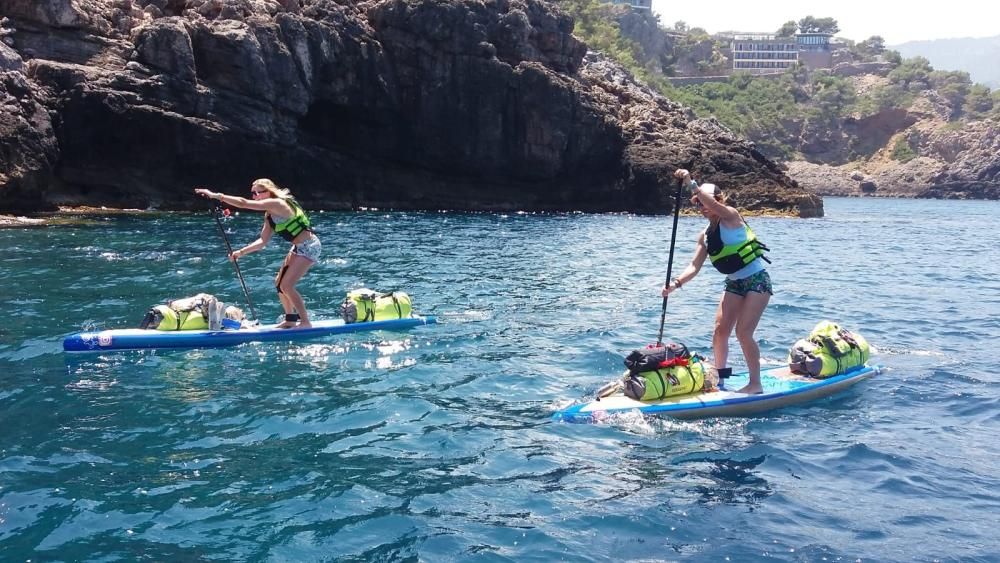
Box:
[661,168,772,394]
[195,179,321,329]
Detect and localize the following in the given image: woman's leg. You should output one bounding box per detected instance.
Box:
[734,291,770,394]
[275,254,315,328]
[274,253,295,319]
[713,291,743,371]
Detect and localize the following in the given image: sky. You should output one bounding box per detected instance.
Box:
[651,0,1000,45]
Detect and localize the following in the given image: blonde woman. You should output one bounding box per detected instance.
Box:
[660,169,772,394]
[195,179,320,329]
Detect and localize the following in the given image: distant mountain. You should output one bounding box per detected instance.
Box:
[891,35,1000,88]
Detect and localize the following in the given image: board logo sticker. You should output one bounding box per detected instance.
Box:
[98,332,113,347]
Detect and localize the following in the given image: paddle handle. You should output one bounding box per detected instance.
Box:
[211,204,259,322]
[656,178,686,346]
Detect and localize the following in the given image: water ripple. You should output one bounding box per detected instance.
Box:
[1,199,999,560]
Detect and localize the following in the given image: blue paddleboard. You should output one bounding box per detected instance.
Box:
[63,316,437,352]
[552,364,881,423]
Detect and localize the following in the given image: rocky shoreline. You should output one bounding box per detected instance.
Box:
[0,213,45,227]
[0,0,820,217]
[0,206,155,228]
[782,71,1000,200]
[1,200,807,230]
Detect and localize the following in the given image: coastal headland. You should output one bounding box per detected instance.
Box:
[0,0,820,217]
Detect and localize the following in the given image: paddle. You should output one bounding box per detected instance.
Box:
[598,174,686,400]
[655,176,686,346]
[211,203,259,322]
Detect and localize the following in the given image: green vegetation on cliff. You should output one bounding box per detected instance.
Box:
[668,60,1000,162]
[557,0,654,82]
[890,137,917,163]
[557,3,1000,163]
[665,73,801,158]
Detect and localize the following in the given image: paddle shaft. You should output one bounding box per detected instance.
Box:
[211,204,259,321]
[656,178,685,346]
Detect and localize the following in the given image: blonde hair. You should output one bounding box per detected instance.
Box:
[251,178,291,199]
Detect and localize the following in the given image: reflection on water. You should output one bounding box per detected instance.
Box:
[687,455,771,507]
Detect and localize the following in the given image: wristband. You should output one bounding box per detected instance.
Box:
[672,277,682,289]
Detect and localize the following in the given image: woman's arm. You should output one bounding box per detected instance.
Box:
[692,185,741,225]
[673,170,741,226]
[231,219,274,260]
[663,233,708,296]
[194,188,289,214]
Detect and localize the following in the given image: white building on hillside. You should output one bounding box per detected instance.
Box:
[728,32,834,74]
[607,0,652,10]
[730,34,799,73]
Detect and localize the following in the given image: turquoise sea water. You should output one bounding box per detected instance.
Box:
[2,197,999,561]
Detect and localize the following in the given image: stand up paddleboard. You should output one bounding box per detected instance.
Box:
[63,316,437,353]
[552,364,881,423]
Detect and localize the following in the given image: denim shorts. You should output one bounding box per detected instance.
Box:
[724,269,773,297]
[292,235,322,263]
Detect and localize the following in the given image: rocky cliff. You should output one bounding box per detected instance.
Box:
[0,0,819,216]
[786,71,1000,199]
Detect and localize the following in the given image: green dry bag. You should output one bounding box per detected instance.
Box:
[623,359,706,401]
[340,289,412,323]
[788,321,870,378]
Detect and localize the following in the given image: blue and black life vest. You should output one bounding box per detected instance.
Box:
[705,221,770,274]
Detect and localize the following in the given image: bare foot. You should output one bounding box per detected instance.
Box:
[736,384,764,395]
[276,321,297,329]
[294,321,312,329]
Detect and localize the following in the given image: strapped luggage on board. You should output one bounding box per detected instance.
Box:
[621,343,711,401]
[788,320,870,378]
[340,289,412,323]
[139,294,246,331]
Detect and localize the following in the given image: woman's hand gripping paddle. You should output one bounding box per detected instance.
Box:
[211,203,259,322]
[598,176,686,400]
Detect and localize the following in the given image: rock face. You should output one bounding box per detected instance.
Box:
[0,69,58,213]
[787,104,1000,200]
[786,157,947,198]
[785,62,1000,200]
[0,0,818,216]
[918,120,1000,199]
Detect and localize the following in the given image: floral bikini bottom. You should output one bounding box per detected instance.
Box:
[724,269,773,296]
[291,235,322,263]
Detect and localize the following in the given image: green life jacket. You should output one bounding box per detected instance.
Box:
[705,221,770,275]
[623,358,706,401]
[151,304,209,331]
[788,321,870,378]
[266,197,311,242]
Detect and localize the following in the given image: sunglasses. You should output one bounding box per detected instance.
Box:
[251,189,267,195]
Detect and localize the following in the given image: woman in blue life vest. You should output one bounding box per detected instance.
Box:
[661,168,772,394]
[195,179,321,329]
